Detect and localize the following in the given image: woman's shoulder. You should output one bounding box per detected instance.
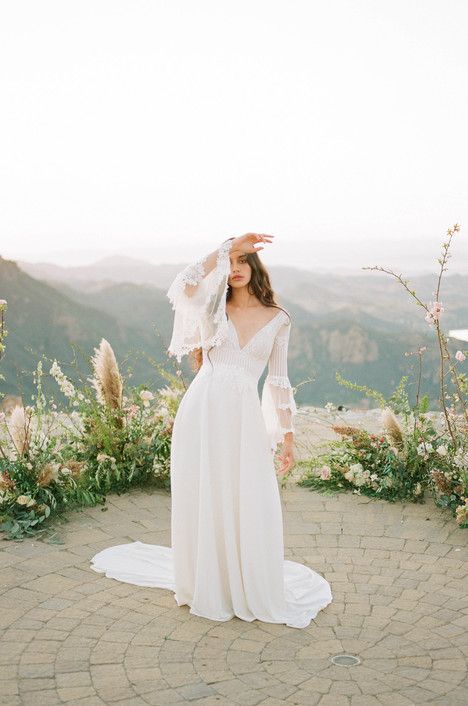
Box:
[268,305,291,325]
[260,304,288,320]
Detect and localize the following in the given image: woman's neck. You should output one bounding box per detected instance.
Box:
[229,286,259,309]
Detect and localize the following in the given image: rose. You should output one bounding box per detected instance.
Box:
[319,464,331,480]
[455,350,466,362]
[125,404,139,418]
[139,390,154,407]
[16,495,35,507]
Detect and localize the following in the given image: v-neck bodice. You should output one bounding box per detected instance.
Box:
[166,237,298,453]
[226,310,283,352]
[199,307,288,386]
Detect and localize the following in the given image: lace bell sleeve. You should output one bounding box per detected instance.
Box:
[165,238,233,362]
[261,315,298,454]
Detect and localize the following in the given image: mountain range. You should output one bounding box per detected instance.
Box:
[1,253,467,410]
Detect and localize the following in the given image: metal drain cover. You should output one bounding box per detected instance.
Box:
[331,654,361,667]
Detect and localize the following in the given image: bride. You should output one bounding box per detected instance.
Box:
[90,233,332,629]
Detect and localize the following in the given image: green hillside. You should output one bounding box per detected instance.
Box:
[0,255,457,409]
[0,257,171,402]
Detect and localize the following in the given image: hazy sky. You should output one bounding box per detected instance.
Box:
[1,0,467,273]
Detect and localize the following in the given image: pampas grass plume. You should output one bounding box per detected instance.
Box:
[381,407,404,449]
[7,405,30,456]
[90,338,123,410]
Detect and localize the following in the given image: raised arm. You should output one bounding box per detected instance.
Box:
[166,238,234,305]
[165,238,234,362]
[165,234,275,363]
[261,315,298,455]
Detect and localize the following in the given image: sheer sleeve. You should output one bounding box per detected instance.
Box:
[261,314,298,454]
[165,238,233,362]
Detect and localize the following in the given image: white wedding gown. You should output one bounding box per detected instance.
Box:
[90,238,332,628]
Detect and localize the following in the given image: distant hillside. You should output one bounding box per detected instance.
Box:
[266,266,468,334]
[18,255,181,292]
[53,280,173,331]
[0,257,173,401]
[1,254,463,408]
[18,254,468,333]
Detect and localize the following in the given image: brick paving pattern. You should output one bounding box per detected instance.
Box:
[0,407,467,705]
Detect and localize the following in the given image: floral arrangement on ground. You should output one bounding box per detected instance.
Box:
[298,223,467,528]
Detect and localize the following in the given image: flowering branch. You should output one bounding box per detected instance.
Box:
[0,299,7,364]
[363,223,465,444]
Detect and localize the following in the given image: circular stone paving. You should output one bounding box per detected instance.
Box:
[0,480,467,705]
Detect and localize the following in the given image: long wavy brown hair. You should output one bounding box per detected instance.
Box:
[189,238,291,372]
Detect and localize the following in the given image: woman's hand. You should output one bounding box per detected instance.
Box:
[230,233,274,255]
[276,441,295,477]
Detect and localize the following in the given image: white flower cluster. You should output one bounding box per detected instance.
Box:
[443,468,460,481]
[96,453,117,467]
[344,462,374,488]
[49,361,85,404]
[453,448,468,471]
[417,442,434,459]
[152,455,169,475]
[153,386,181,426]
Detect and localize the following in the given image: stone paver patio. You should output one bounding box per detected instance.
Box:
[1,408,467,706]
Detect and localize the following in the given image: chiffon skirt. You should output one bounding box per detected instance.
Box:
[90,367,332,628]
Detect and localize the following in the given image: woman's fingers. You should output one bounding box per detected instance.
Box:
[276,451,294,476]
[231,232,274,255]
[245,232,275,244]
[278,453,294,475]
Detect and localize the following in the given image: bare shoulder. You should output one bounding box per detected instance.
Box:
[270,306,291,325]
[261,304,288,324]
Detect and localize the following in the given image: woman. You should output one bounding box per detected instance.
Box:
[91,233,332,628]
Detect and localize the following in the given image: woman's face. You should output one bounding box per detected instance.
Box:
[228,252,252,288]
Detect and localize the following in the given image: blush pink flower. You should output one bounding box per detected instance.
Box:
[425,301,444,327]
[319,464,331,480]
[125,404,139,418]
[455,350,466,362]
[139,389,154,407]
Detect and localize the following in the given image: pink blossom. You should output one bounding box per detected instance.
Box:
[425,301,444,327]
[319,464,331,480]
[455,350,466,362]
[125,404,139,418]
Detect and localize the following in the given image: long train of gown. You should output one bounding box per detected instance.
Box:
[90,238,332,629]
